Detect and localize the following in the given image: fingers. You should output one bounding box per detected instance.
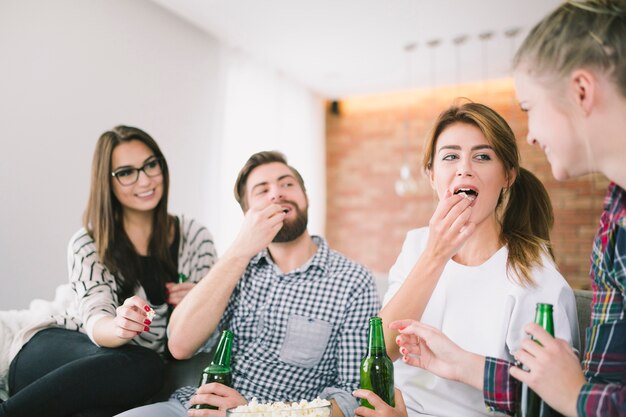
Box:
[354,406,377,417]
[394,388,406,411]
[196,382,239,396]
[353,389,387,409]
[426,193,474,259]
[430,194,472,228]
[250,200,287,226]
[115,296,153,338]
[167,282,196,306]
[522,323,555,348]
[190,383,247,412]
[234,201,286,258]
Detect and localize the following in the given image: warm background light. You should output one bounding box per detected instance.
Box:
[326,78,607,289]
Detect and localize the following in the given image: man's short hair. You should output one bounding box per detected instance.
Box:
[234,151,307,211]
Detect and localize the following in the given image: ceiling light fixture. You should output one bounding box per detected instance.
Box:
[395,42,419,197]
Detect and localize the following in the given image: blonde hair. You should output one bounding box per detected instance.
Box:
[423,102,555,286]
[514,0,626,97]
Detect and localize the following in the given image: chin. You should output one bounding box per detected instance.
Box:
[551,165,574,182]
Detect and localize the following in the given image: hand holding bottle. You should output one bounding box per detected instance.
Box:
[188,383,247,416]
[165,281,196,306]
[353,388,407,417]
[511,323,585,417]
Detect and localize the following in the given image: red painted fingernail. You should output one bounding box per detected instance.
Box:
[400,347,407,355]
[396,338,401,345]
[144,326,150,331]
[136,331,141,335]
[399,326,406,331]
[144,319,151,325]
[144,305,151,312]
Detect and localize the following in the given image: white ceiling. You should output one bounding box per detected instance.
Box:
[151,0,561,99]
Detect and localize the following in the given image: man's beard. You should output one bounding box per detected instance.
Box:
[273,202,308,243]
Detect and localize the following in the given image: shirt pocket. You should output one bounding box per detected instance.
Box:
[279,314,332,368]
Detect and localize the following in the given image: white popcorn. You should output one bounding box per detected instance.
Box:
[145,307,156,321]
[228,398,331,417]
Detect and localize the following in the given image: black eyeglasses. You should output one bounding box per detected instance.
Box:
[111,157,163,186]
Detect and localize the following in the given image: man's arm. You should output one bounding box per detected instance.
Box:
[168,202,286,359]
[321,270,380,417]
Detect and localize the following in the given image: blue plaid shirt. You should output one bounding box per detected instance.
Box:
[172,236,380,417]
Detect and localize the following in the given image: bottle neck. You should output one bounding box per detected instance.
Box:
[534,304,554,337]
[367,318,386,354]
[211,330,233,368]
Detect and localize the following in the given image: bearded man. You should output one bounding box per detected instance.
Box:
[117,151,379,417]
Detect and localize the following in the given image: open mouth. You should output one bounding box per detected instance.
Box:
[453,187,478,201]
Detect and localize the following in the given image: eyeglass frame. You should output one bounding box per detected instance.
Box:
[111,156,164,186]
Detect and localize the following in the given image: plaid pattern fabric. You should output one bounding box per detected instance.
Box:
[483,183,626,416]
[577,183,626,417]
[171,236,380,409]
[483,357,517,414]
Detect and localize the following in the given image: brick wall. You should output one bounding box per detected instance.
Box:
[325,79,608,289]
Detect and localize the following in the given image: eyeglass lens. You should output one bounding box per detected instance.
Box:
[114,159,162,185]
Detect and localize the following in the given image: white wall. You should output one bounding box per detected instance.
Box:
[209,49,326,253]
[0,0,325,310]
[0,0,221,310]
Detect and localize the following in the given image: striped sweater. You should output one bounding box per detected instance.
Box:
[57,215,217,353]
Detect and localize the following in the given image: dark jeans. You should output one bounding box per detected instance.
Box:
[0,328,164,417]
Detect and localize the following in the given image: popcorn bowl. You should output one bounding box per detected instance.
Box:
[226,399,332,417]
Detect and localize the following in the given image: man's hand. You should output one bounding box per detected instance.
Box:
[353,388,407,417]
[229,201,286,260]
[389,319,484,390]
[188,383,247,417]
[510,323,585,417]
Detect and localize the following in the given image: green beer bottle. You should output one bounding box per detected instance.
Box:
[360,317,395,409]
[192,329,234,410]
[515,303,563,417]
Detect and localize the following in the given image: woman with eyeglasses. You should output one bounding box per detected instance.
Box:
[0,126,217,417]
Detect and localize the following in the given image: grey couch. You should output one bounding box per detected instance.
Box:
[152,352,211,401]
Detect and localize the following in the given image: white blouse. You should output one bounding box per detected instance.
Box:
[384,227,580,417]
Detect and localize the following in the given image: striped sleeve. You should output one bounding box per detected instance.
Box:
[178,215,217,283]
[66,228,118,344]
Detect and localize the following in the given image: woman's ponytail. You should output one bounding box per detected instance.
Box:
[501,167,555,286]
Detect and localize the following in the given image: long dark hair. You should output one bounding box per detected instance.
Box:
[83,125,175,302]
[422,102,555,286]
